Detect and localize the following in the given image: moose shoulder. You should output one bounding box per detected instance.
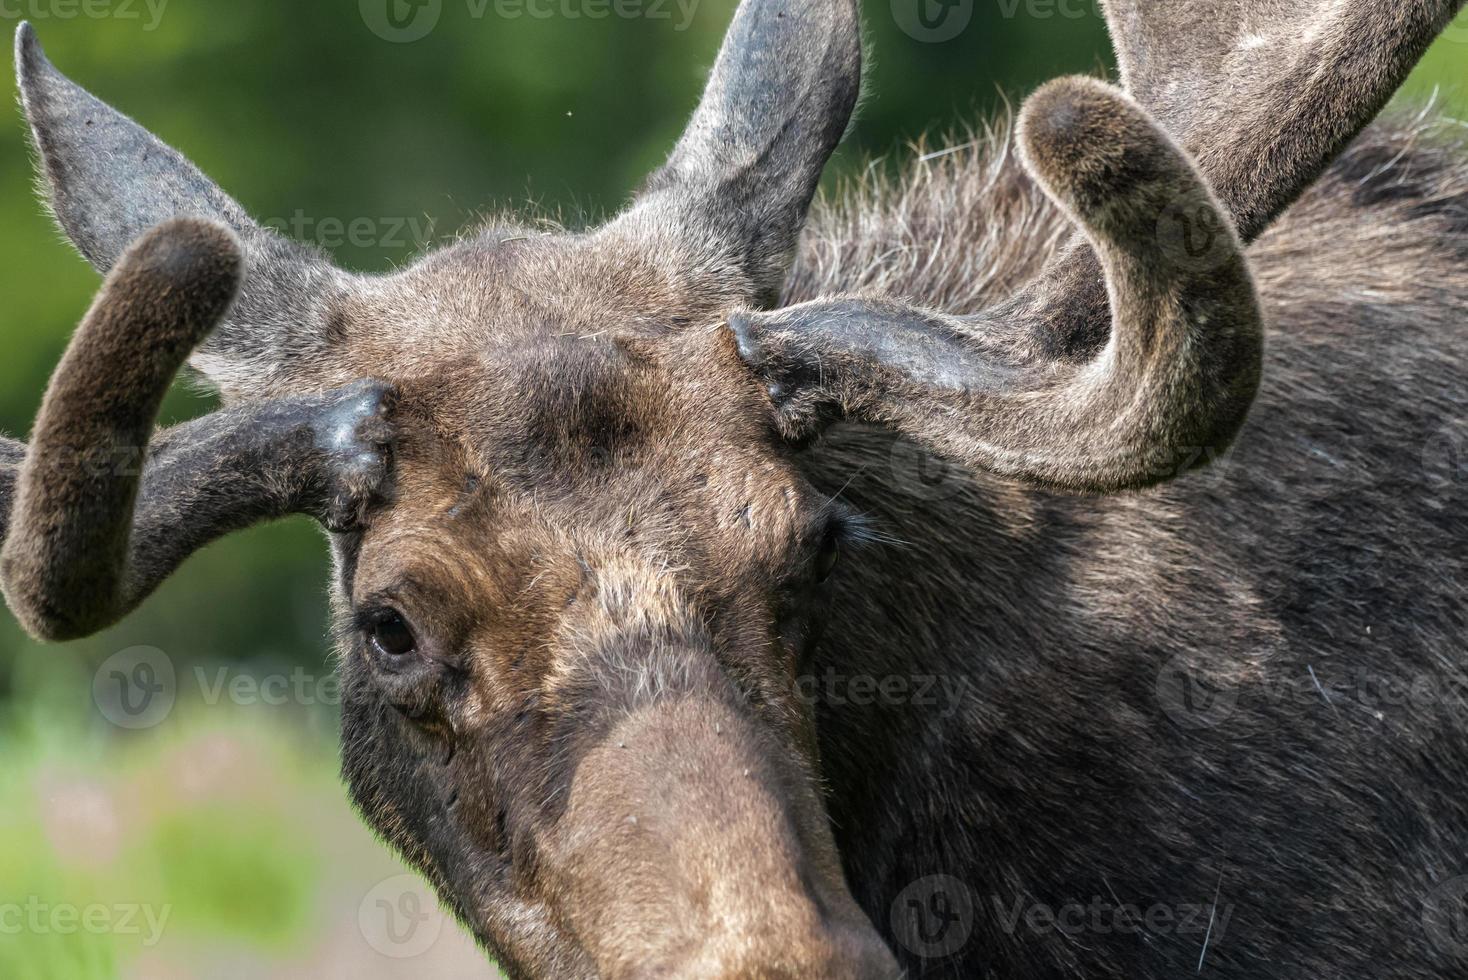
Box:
[3,1,1467,977]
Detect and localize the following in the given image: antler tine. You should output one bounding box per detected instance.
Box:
[609,0,862,307]
[738,78,1264,492]
[0,218,241,640]
[16,22,353,403]
[1103,0,1468,241]
[1020,2,1468,365]
[734,1,1462,492]
[0,215,402,643]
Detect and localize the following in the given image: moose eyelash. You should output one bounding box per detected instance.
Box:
[350,605,402,634]
[338,593,412,642]
[816,504,882,551]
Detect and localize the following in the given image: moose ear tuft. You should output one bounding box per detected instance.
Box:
[14,21,38,78]
[16,21,258,272]
[609,0,863,308]
[14,24,353,402]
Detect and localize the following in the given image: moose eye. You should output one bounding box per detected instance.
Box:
[366,609,417,660]
[815,531,841,582]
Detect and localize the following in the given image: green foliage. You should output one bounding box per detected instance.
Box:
[0,1,1463,677]
[0,3,1463,976]
[147,807,317,947]
[0,714,326,976]
[0,709,497,976]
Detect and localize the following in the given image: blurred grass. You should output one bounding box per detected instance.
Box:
[0,701,496,978]
[0,2,1464,977]
[0,708,323,977]
[0,3,1463,679]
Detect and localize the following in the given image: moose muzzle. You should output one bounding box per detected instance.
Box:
[538,643,899,979]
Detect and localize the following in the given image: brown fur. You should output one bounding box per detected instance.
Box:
[3,1,1468,977]
[0,218,242,639]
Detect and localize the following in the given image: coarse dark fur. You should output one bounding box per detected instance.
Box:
[2,1,1467,977]
[0,219,400,640]
[791,108,1468,978]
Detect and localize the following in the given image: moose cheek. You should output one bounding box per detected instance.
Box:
[778,593,834,677]
[362,641,449,722]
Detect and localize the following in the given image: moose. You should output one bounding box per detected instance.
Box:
[3,0,1467,976]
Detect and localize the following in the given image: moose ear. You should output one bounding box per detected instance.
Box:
[609,0,862,307]
[14,22,347,401]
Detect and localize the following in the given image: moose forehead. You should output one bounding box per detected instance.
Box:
[313,229,778,481]
[319,228,768,429]
[333,229,749,359]
[352,312,821,601]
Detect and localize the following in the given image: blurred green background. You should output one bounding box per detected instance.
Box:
[0,1,1464,976]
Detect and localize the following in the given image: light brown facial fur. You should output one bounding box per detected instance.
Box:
[6,1,1468,978]
[329,246,897,975]
[6,4,898,971]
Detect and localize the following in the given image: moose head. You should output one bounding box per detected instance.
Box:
[2,0,1460,976]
